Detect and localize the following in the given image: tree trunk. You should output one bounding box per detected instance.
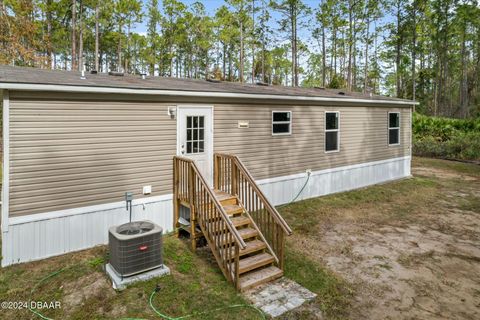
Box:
[228,49,233,81]
[364,3,370,94]
[460,22,468,118]
[411,0,416,102]
[322,26,326,88]
[71,0,77,71]
[252,0,255,83]
[95,4,100,72]
[395,1,402,98]
[291,4,297,86]
[332,27,337,82]
[78,0,83,71]
[125,23,130,73]
[117,24,122,72]
[222,42,226,80]
[347,0,353,91]
[46,0,53,69]
[240,19,244,82]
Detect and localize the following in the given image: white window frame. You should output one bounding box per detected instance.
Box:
[272,110,292,136]
[388,111,401,146]
[325,111,340,153]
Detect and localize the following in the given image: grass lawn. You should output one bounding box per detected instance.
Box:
[0,157,478,319]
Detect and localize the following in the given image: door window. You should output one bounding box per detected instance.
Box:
[186,116,205,154]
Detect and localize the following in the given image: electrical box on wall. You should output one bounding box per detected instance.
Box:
[143,186,152,195]
[238,121,249,128]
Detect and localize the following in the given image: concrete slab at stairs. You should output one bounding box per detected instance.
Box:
[244,277,317,318]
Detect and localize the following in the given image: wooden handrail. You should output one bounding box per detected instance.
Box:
[174,156,248,289]
[233,157,293,235]
[214,153,293,235]
[174,156,247,249]
[214,153,293,270]
[237,200,280,264]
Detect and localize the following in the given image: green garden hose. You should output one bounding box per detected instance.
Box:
[28,268,67,320]
[29,267,266,320]
[148,286,266,320]
[279,171,311,207]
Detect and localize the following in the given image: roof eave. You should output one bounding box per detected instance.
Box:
[0,83,419,106]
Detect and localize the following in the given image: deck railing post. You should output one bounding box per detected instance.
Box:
[234,244,240,290]
[279,232,285,270]
[213,154,219,190]
[231,160,238,196]
[173,158,180,232]
[188,165,197,250]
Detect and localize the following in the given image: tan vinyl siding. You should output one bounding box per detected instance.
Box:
[8,91,411,218]
[9,99,176,217]
[214,105,411,180]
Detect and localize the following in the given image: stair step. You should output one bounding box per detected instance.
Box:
[213,190,237,205]
[220,227,258,246]
[238,227,258,240]
[236,252,275,274]
[223,204,244,216]
[223,239,267,259]
[239,266,283,291]
[213,216,251,232]
[231,216,251,227]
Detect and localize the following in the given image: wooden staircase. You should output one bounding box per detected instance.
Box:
[173,154,292,291]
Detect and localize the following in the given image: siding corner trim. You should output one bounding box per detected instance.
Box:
[2,89,9,233]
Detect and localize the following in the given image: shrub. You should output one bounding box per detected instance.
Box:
[412,113,480,161]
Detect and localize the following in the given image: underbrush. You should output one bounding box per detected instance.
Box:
[413,113,480,161]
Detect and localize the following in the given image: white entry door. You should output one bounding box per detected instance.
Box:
[177,106,213,186]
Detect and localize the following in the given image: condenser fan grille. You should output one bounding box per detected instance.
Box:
[117,221,154,235]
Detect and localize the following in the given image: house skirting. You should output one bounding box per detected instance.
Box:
[1,156,410,267]
[256,156,411,205]
[1,195,174,267]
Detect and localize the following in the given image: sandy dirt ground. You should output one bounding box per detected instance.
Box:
[288,159,480,319]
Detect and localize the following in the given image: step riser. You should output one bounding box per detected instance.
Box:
[220,198,237,206]
[239,269,284,292]
[223,248,266,260]
[212,222,251,234]
[239,258,274,274]
[222,242,267,260]
[219,234,257,246]
[206,215,245,223]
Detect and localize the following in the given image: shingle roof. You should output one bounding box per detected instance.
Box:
[0,65,414,104]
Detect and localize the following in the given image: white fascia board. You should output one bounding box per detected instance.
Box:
[0,83,419,106]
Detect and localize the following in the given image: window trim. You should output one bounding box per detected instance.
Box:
[324,111,340,153]
[271,110,292,136]
[388,111,401,146]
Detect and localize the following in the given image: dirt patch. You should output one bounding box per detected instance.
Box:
[412,166,478,181]
[287,158,480,319]
[62,271,115,315]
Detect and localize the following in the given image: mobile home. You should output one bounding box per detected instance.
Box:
[0,66,415,288]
